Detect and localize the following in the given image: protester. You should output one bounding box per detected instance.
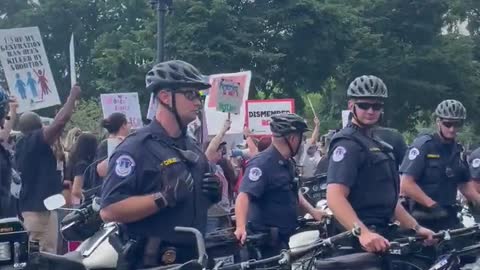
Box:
[15,85,81,253]
[68,132,98,204]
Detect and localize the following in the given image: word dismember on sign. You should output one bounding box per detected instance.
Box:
[246,99,295,136]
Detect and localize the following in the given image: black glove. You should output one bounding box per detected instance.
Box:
[202,172,221,203]
[158,170,194,208]
[412,203,448,221]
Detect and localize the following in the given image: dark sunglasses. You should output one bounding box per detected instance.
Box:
[441,120,463,128]
[178,90,202,101]
[355,102,384,111]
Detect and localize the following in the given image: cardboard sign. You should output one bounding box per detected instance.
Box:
[210,72,250,114]
[100,92,143,129]
[246,99,295,136]
[0,27,61,112]
[204,71,251,135]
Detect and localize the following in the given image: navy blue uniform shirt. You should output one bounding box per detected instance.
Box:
[239,146,298,236]
[101,120,211,244]
[400,133,470,206]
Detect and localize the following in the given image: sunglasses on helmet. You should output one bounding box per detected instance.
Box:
[355,102,384,111]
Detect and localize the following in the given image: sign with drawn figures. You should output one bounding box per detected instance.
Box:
[100,92,143,129]
[0,27,61,113]
[246,99,295,136]
[209,71,251,114]
[204,71,251,135]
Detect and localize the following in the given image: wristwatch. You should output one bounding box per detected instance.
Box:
[152,192,167,209]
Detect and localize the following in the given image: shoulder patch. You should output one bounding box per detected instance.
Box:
[248,167,263,181]
[472,158,480,169]
[115,155,136,177]
[332,146,347,162]
[408,148,420,160]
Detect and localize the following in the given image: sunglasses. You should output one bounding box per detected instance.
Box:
[178,90,202,101]
[441,120,463,128]
[355,102,384,111]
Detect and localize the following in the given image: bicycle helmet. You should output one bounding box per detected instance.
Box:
[435,99,466,120]
[146,60,211,93]
[270,113,310,137]
[347,75,388,99]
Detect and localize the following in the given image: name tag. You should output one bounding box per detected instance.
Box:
[369,147,381,152]
[427,154,440,159]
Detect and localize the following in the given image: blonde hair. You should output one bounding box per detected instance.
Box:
[63,127,82,162]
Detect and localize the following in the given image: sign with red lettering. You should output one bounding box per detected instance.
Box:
[100,92,143,129]
[246,99,295,136]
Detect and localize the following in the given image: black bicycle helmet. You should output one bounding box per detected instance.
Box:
[270,113,311,137]
[347,75,388,99]
[145,60,211,93]
[435,99,466,120]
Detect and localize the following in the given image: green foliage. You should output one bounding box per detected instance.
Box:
[1,0,480,146]
[66,99,103,136]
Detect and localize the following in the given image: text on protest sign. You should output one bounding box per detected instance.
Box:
[210,73,249,114]
[100,93,143,129]
[204,71,251,135]
[246,99,295,136]
[0,27,61,113]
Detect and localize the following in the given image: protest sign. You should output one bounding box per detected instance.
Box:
[210,72,250,114]
[204,71,251,135]
[342,110,351,128]
[100,93,143,129]
[0,27,61,113]
[246,99,295,136]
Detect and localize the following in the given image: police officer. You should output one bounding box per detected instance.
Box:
[327,75,434,253]
[467,147,480,221]
[400,100,480,231]
[234,113,326,253]
[0,91,17,218]
[100,60,221,268]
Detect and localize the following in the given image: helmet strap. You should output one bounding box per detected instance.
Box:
[158,93,187,136]
[283,134,301,157]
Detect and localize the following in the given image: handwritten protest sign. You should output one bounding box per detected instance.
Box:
[246,99,295,136]
[204,71,251,135]
[100,93,143,129]
[0,27,61,113]
[209,72,250,114]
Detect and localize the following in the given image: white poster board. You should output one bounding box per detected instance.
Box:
[342,110,351,128]
[204,71,251,135]
[100,92,143,129]
[245,99,295,136]
[0,26,61,112]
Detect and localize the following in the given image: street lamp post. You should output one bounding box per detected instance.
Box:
[150,0,173,63]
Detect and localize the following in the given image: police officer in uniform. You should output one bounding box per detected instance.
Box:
[100,60,221,268]
[400,100,480,231]
[234,113,326,254]
[327,75,434,253]
[467,147,480,221]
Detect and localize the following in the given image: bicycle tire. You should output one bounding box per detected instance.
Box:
[388,256,431,270]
